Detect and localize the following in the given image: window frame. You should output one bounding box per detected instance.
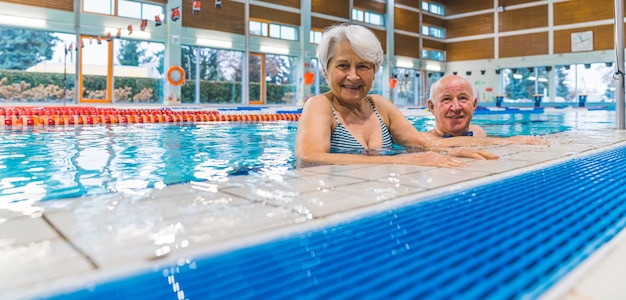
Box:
[310,30,323,44]
[249,19,299,41]
[421,48,446,61]
[351,8,385,26]
[83,0,164,20]
[422,1,445,16]
[422,24,446,39]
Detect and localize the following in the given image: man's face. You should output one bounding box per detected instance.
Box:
[428,76,477,136]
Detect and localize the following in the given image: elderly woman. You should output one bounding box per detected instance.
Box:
[295,23,498,167]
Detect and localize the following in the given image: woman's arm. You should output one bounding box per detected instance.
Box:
[294,95,469,167]
[370,95,499,160]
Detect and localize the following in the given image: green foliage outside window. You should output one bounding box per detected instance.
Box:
[0,28,60,70]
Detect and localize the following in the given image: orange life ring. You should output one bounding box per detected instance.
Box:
[167,66,186,86]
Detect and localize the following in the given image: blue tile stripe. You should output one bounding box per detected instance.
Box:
[46,146,626,300]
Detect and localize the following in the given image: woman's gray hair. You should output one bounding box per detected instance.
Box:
[316,23,384,73]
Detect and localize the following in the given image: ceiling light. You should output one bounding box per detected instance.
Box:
[260,45,289,54]
[396,61,414,69]
[425,64,441,71]
[0,15,46,28]
[196,38,232,48]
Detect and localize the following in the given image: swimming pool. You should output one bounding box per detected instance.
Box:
[41,119,626,299]
[0,109,616,202]
[4,107,625,299]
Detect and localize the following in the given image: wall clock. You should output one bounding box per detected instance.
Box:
[571,31,593,52]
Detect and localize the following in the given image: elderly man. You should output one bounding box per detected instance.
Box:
[423,75,548,146]
[427,75,487,138]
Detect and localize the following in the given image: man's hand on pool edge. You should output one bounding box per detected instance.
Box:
[504,135,551,145]
[447,147,500,160]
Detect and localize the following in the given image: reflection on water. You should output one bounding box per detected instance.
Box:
[0,110,616,202]
[0,123,298,202]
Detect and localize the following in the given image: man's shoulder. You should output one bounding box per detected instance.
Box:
[469,124,487,137]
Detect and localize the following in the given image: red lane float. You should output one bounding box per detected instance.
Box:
[0,106,300,127]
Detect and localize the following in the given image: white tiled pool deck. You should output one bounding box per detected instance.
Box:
[2,128,626,299]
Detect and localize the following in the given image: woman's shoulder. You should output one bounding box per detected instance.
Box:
[306,93,331,103]
[302,93,333,114]
[304,94,330,105]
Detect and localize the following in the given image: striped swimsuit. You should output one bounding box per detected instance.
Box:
[330,98,394,153]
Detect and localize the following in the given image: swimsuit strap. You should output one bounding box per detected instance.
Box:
[329,97,394,152]
[366,97,394,148]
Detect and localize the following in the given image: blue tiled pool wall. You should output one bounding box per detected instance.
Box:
[47,145,626,299]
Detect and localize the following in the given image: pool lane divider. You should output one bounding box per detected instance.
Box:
[0,106,300,126]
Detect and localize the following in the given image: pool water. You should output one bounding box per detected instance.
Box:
[0,110,615,202]
[1,122,298,202]
[408,109,615,137]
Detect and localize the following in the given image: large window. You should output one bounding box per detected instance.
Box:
[558,63,613,102]
[0,27,74,103]
[425,71,444,103]
[265,54,298,104]
[392,68,418,106]
[498,63,613,104]
[180,45,244,104]
[249,20,298,41]
[112,39,164,103]
[351,8,385,26]
[502,67,549,103]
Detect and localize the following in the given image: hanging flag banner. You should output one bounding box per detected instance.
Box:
[389,78,398,89]
[193,0,201,13]
[171,7,180,21]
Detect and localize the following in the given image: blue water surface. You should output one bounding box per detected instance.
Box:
[0,110,615,202]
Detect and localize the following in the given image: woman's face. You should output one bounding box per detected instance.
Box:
[324,40,375,103]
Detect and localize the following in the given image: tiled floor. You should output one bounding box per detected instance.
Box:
[2,129,626,299]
